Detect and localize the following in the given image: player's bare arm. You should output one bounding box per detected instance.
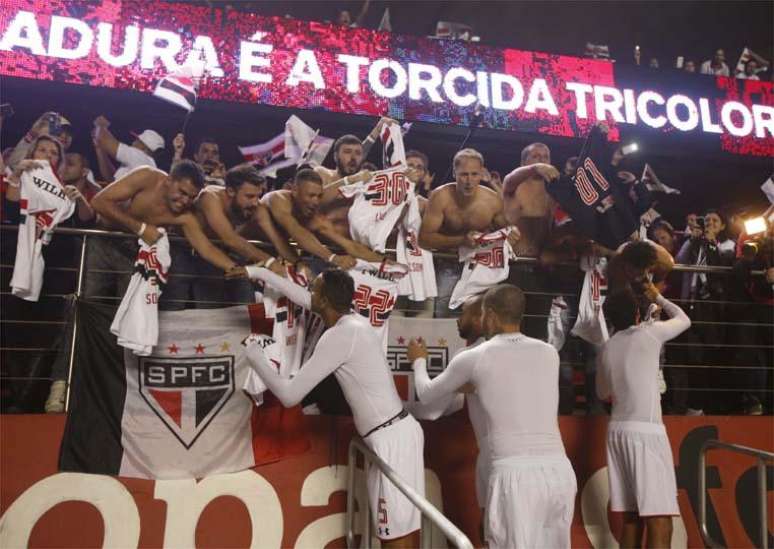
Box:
[197,190,271,264]
[91,166,162,243]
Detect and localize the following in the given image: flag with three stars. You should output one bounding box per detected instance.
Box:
[59,301,309,480]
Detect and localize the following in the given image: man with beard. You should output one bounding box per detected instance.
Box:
[89,161,239,300]
[161,164,293,309]
[501,142,560,257]
[60,152,99,227]
[263,168,384,271]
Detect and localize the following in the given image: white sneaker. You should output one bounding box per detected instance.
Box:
[44,381,67,413]
[685,408,704,416]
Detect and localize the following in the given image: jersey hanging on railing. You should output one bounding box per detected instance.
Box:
[396,193,438,301]
[10,162,74,301]
[339,165,412,253]
[547,126,653,250]
[449,227,516,309]
[571,254,609,346]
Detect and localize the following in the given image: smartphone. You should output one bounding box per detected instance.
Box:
[47,113,62,136]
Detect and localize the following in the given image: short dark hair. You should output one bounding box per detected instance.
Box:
[294,168,323,187]
[620,241,658,271]
[483,284,526,325]
[320,269,354,313]
[651,220,675,237]
[603,289,639,331]
[225,164,265,191]
[406,149,429,168]
[566,156,579,169]
[333,134,361,155]
[66,152,89,169]
[196,137,219,150]
[170,159,206,189]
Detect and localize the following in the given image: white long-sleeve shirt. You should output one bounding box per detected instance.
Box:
[246,313,404,436]
[597,295,691,424]
[413,333,566,460]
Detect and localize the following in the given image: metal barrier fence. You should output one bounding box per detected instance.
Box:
[1,225,772,414]
[698,440,774,549]
[346,437,474,549]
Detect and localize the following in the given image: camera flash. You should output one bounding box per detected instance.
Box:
[621,143,639,155]
[744,216,767,236]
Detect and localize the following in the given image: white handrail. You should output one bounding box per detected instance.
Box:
[346,437,474,549]
[698,439,774,549]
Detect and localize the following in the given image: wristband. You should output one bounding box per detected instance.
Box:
[364,135,376,144]
[328,253,337,263]
[136,222,147,237]
[264,257,276,269]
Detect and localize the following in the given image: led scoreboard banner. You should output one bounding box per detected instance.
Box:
[0,0,772,157]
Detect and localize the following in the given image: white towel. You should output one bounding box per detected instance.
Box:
[448,227,515,310]
[110,231,171,356]
[396,193,437,301]
[10,162,75,301]
[570,254,609,345]
[547,296,571,351]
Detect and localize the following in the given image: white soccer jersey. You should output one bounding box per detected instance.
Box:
[571,254,609,345]
[110,231,171,356]
[10,162,75,301]
[349,260,407,350]
[449,228,515,310]
[339,166,412,253]
[396,193,437,301]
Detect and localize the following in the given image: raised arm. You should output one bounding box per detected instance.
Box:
[245,265,312,310]
[93,115,121,160]
[246,326,352,407]
[410,341,478,404]
[198,192,270,263]
[267,194,337,261]
[179,213,237,272]
[648,294,691,343]
[320,169,371,205]
[93,133,116,182]
[502,163,559,197]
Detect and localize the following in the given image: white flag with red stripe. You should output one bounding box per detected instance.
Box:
[153,69,197,112]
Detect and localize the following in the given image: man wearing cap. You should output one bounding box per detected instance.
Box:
[93,115,164,181]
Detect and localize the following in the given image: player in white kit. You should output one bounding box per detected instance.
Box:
[597,284,690,548]
[244,269,424,548]
[408,284,577,549]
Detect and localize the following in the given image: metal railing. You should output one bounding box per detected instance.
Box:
[346,437,473,549]
[698,440,774,549]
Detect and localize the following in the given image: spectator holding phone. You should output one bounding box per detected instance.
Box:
[5,112,73,170]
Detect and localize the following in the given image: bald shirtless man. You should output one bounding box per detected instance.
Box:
[262,168,384,272]
[501,142,560,257]
[419,148,511,315]
[88,161,238,299]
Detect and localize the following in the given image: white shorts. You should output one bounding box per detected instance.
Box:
[606,421,679,516]
[364,414,425,540]
[486,454,577,549]
[475,446,490,509]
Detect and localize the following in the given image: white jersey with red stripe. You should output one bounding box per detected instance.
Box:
[449,228,516,310]
[396,193,437,301]
[339,166,412,253]
[349,260,408,350]
[571,254,609,345]
[10,162,75,301]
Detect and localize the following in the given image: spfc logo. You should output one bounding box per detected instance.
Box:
[139,356,235,449]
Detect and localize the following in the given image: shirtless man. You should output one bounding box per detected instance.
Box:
[262,168,384,272]
[88,160,238,299]
[161,164,294,308]
[418,148,511,314]
[501,142,560,257]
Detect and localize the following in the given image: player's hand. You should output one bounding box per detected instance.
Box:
[63,185,85,203]
[140,223,162,245]
[464,230,483,248]
[407,338,428,363]
[225,266,248,279]
[331,254,357,270]
[172,133,185,156]
[93,115,110,128]
[533,163,559,182]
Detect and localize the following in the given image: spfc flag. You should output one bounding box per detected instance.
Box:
[153,70,197,112]
[59,301,309,480]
